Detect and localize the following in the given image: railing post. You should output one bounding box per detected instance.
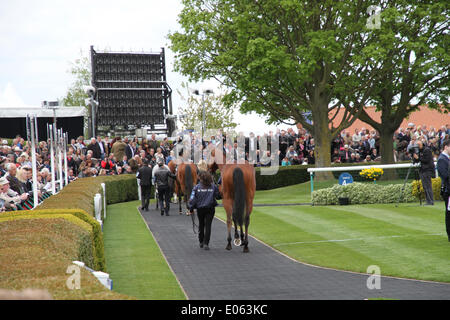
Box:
[101,183,106,219]
[94,193,103,230]
[137,179,141,201]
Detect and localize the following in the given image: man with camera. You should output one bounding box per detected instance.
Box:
[412,140,435,205]
[437,139,450,242]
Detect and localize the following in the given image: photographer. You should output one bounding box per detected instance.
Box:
[436,139,450,242]
[412,140,435,205]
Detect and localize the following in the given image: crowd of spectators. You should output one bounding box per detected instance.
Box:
[0,122,448,211]
[330,123,450,164]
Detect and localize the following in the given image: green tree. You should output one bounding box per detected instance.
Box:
[356,1,449,172]
[169,0,385,174]
[61,51,91,107]
[177,83,237,132]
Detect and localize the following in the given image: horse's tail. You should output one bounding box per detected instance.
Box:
[185,164,193,199]
[232,167,246,226]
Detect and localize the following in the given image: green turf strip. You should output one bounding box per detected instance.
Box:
[103,201,186,300]
[215,202,450,283]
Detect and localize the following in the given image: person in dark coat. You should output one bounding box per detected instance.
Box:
[137,159,153,211]
[437,139,450,241]
[153,158,176,216]
[413,140,435,205]
[125,141,136,160]
[188,170,221,250]
[86,138,101,159]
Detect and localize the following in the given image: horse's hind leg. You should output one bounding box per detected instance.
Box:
[233,219,239,242]
[178,192,182,214]
[243,214,250,253]
[226,217,232,250]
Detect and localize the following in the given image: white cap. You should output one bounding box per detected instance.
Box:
[0,176,9,185]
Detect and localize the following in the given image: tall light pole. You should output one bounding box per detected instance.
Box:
[27,114,39,208]
[42,101,59,194]
[84,86,98,138]
[192,89,214,142]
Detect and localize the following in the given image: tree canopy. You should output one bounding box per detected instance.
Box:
[169,0,390,168]
[61,51,91,107]
[357,1,449,165]
[177,83,238,133]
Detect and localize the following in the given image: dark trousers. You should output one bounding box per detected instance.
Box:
[141,185,151,210]
[419,171,434,204]
[444,192,450,239]
[197,207,215,245]
[157,186,171,214]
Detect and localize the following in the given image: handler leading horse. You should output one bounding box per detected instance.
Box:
[209,150,256,253]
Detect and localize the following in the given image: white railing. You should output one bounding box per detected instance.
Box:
[307,162,437,194]
[72,261,112,290]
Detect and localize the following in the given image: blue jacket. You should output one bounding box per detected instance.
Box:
[437,152,450,193]
[188,182,220,210]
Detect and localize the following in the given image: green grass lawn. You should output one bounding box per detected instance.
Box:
[103,201,186,300]
[216,181,450,283]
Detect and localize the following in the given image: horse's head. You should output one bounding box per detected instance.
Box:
[208,161,219,175]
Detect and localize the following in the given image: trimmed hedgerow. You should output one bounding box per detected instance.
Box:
[255,165,313,190]
[0,218,130,300]
[0,209,102,271]
[35,174,139,271]
[39,174,139,217]
[312,182,416,205]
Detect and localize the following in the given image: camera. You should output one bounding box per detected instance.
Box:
[84,85,96,96]
[410,146,420,155]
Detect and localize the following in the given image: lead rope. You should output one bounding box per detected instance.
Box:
[190,210,198,234]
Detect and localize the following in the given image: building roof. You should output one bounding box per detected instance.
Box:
[330,105,449,134]
[0,106,87,118]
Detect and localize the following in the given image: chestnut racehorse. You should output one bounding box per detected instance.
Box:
[168,160,198,214]
[209,151,256,252]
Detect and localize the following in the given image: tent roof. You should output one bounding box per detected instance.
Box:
[0,106,87,118]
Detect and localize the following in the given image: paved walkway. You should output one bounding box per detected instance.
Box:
[139,206,450,300]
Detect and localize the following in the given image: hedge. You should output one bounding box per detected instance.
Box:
[34,174,139,271]
[0,217,129,299]
[312,182,416,205]
[255,164,313,190]
[1,209,101,270]
[39,174,139,217]
[0,213,94,268]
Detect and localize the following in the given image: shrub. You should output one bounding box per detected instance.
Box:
[255,164,312,190]
[411,177,443,201]
[0,209,102,270]
[0,218,129,299]
[35,175,139,271]
[312,182,416,205]
[39,174,139,217]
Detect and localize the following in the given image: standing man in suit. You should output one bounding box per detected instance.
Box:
[125,138,135,160]
[154,158,176,216]
[137,159,153,211]
[96,136,107,160]
[437,139,450,242]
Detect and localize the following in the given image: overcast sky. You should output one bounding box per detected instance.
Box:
[0,0,292,134]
